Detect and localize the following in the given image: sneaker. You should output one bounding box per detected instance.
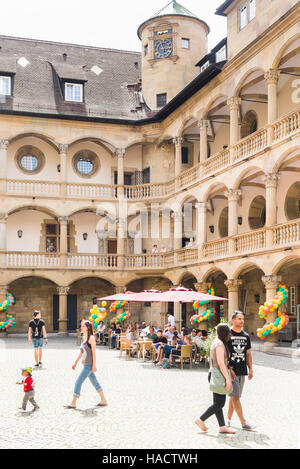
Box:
[242,421,256,431]
[38,362,43,367]
[34,363,40,368]
[33,406,40,411]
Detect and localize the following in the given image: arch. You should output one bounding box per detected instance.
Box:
[232,261,265,280]
[176,271,198,286]
[272,146,300,173]
[272,255,300,275]
[7,204,59,219]
[233,67,266,98]
[126,274,173,289]
[203,94,229,119]
[68,137,116,155]
[67,274,116,288]
[202,266,227,283]
[125,140,147,151]
[8,273,59,287]
[177,114,199,138]
[9,132,59,152]
[272,33,300,69]
[201,181,229,202]
[233,165,266,190]
[68,207,97,217]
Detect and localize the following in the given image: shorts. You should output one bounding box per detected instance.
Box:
[32,338,44,349]
[229,376,245,398]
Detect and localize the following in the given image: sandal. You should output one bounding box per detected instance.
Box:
[64,405,76,409]
[97,402,108,407]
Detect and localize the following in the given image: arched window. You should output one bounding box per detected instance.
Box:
[241,110,258,139]
[248,196,266,229]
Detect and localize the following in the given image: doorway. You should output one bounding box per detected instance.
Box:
[53,294,78,332]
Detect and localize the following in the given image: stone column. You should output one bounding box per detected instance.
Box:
[225,189,241,256]
[57,286,70,334]
[58,144,68,197]
[194,282,212,331]
[262,275,282,344]
[224,279,243,322]
[265,69,281,125]
[116,148,125,198]
[117,218,126,269]
[227,97,241,163]
[173,137,184,189]
[115,286,126,294]
[198,120,209,163]
[196,202,207,258]
[58,216,68,268]
[0,213,8,268]
[0,285,8,304]
[264,173,280,249]
[0,139,9,194]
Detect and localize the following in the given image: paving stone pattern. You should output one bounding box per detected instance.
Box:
[0,336,299,449]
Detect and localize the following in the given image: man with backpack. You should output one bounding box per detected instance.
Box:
[28,311,48,368]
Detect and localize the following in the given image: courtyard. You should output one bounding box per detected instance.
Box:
[0,335,299,450]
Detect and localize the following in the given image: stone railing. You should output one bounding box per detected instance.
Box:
[6,180,60,197]
[203,239,229,259]
[67,183,116,200]
[176,247,198,263]
[177,164,200,188]
[273,219,300,246]
[234,229,266,254]
[233,128,268,162]
[6,251,60,267]
[202,148,230,177]
[67,253,118,268]
[121,181,174,200]
[124,253,167,269]
[273,109,300,142]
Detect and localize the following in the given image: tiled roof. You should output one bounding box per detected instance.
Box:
[215,0,235,16]
[0,35,145,121]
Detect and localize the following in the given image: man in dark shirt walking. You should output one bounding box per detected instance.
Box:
[28,311,48,368]
[227,311,255,431]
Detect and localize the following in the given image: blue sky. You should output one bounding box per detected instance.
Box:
[4,0,227,52]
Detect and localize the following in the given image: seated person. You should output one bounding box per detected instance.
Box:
[146,326,157,340]
[201,330,208,341]
[153,330,168,364]
[193,330,203,350]
[163,333,183,360]
[181,327,192,344]
[126,325,137,342]
[110,322,122,349]
[191,329,197,341]
[140,322,149,338]
[163,326,175,342]
[95,321,106,343]
[126,322,134,333]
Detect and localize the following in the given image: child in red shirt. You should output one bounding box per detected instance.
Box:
[16,367,39,411]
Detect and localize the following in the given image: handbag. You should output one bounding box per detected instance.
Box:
[209,366,233,395]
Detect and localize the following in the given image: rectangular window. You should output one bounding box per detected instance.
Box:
[240,4,248,29]
[0,76,11,95]
[290,286,296,315]
[216,45,227,63]
[181,38,190,49]
[156,93,167,108]
[249,0,256,21]
[65,82,83,102]
[144,44,148,56]
[181,147,189,164]
[200,61,210,73]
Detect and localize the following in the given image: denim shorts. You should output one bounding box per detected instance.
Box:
[32,338,44,348]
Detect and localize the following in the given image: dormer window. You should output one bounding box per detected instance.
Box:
[0,76,11,95]
[200,61,210,73]
[240,0,256,30]
[65,82,83,102]
[216,45,227,62]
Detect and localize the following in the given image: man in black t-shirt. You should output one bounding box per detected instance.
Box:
[28,311,48,368]
[227,311,255,431]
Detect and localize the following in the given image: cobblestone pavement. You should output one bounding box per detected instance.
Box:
[0,336,299,450]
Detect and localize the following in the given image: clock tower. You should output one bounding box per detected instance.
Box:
[138,0,210,111]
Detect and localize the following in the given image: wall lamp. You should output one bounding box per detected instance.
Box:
[83,233,88,241]
[238,217,243,226]
[254,293,260,304]
[17,230,23,239]
[209,225,215,234]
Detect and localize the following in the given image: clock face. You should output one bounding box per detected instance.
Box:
[154,38,173,60]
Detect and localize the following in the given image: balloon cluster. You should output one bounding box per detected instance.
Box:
[190,287,216,326]
[89,302,107,329]
[109,301,128,314]
[112,310,131,324]
[0,294,16,331]
[257,284,290,340]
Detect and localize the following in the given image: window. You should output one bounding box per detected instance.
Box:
[240,5,247,29]
[200,61,210,73]
[144,44,148,56]
[156,93,167,108]
[290,286,296,315]
[181,38,190,49]
[181,147,189,164]
[72,150,99,178]
[249,0,256,21]
[20,155,38,172]
[216,45,227,63]
[0,76,11,95]
[65,82,83,102]
[46,224,58,253]
[77,158,94,175]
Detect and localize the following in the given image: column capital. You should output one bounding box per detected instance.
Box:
[225,279,243,292]
[115,286,126,294]
[263,172,280,188]
[58,144,69,154]
[196,202,207,213]
[262,275,282,290]
[173,211,182,222]
[58,216,69,224]
[172,137,184,147]
[225,189,242,202]
[57,286,70,296]
[0,213,8,222]
[194,282,211,293]
[264,69,281,84]
[0,285,8,295]
[115,148,126,158]
[0,139,9,150]
[227,97,242,110]
[198,120,209,130]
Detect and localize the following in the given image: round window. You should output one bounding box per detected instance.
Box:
[72,150,99,178]
[20,155,38,172]
[15,145,45,174]
[77,158,94,175]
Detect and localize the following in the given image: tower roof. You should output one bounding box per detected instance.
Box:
[137,0,210,39]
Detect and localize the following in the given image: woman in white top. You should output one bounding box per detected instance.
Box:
[195,323,236,434]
